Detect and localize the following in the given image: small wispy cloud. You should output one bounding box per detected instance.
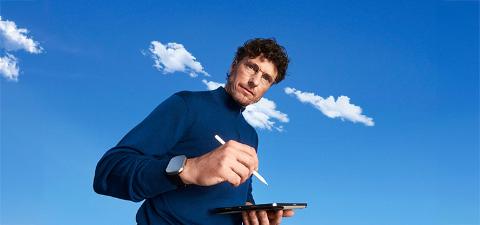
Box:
[243,98,289,131]
[148,41,209,77]
[285,87,374,126]
[0,16,42,54]
[202,79,289,131]
[0,17,43,81]
[0,53,19,81]
[202,79,223,90]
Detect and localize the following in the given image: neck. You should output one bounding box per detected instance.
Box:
[223,83,247,110]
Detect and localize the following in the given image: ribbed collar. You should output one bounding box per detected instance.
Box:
[212,86,246,113]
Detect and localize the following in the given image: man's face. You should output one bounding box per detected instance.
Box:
[226,55,278,107]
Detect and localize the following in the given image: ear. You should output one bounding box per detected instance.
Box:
[229,60,238,75]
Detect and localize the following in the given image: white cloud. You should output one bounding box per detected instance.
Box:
[0,17,43,53]
[202,79,224,90]
[202,79,289,131]
[243,98,289,131]
[0,17,42,81]
[285,87,374,126]
[149,41,209,77]
[0,53,19,81]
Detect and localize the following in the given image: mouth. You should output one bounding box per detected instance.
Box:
[239,85,254,96]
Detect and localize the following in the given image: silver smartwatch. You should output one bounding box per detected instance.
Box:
[166,155,188,187]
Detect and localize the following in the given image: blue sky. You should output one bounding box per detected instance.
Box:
[1,1,478,225]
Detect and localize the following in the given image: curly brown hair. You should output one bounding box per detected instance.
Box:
[230,38,290,84]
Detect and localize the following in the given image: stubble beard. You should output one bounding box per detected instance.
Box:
[225,78,256,107]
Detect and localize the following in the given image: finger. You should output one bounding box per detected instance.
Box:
[230,161,251,184]
[222,168,242,186]
[242,211,251,225]
[233,151,257,175]
[239,143,258,163]
[248,210,259,225]
[226,140,258,159]
[224,141,259,170]
[257,210,269,225]
[266,210,279,220]
[267,210,282,225]
[236,147,258,171]
[283,209,295,217]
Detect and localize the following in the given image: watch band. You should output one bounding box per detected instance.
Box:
[168,173,186,187]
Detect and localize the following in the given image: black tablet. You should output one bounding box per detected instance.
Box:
[213,203,307,214]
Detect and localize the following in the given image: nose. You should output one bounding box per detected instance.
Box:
[248,73,261,87]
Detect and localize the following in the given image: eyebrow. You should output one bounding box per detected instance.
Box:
[264,73,273,82]
[247,61,273,81]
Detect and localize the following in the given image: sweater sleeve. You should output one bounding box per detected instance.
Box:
[93,93,192,202]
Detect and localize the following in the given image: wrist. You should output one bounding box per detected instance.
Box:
[179,158,195,185]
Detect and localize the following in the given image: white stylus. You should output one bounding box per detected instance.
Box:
[214,134,268,186]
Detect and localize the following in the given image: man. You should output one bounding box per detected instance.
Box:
[94,38,293,225]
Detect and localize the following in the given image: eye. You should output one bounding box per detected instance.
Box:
[262,74,272,83]
[247,63,255,70]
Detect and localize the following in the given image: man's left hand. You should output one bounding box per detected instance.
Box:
[241,202,295,225]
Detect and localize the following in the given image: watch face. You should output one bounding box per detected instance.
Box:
[166,155,187,175]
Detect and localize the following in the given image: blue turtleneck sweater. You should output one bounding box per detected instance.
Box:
[94,87,258,225]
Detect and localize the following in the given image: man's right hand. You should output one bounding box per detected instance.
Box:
[178,140,258,187]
